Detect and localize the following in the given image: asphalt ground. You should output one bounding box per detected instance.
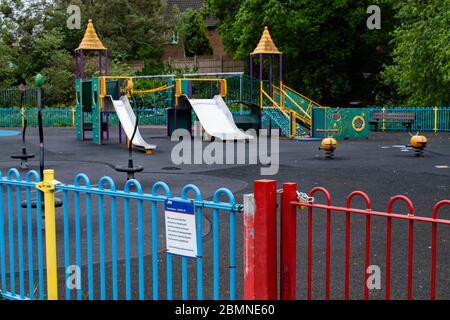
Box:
[0,127,449,300]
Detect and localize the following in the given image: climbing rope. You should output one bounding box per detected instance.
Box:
[133,84,174,94]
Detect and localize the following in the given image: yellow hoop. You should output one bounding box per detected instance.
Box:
[352,115,366,132]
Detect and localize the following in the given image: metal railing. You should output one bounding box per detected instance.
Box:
[0,168,242,300]
[245,180,450,300]
[368,107,450,132]
[1,106,449,132]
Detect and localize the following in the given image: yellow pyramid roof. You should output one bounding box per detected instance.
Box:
[76,19,107,51]
[251,26,282,55]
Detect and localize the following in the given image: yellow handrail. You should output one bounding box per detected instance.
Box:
[261,88,290,119]
[281,83,324,109]
[279,87,312,120]
[272,84,311,127]
[261,89,280,108]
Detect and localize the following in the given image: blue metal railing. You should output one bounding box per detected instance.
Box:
[56,176,240,300]
[0,169,241,300]
[0,169,44,300]
[0,169,242,300]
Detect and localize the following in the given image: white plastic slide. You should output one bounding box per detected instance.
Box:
[187,95,254,141]
[109,95,156,153]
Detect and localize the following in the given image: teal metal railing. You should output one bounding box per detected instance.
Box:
[367,107,450,132]
[1,106,449,132]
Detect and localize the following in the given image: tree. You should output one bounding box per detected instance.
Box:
[382,0,450,106]
[30,28,75,106]
[43,0,168,62]
[0,0,171,105]
[204,0,243,22]
[0,0,55,84]
[207,0,396,106]
[0,38,14,86]
[180,9,213,57]
[0,1,74,104]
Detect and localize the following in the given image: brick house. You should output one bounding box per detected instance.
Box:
[163,0,227,60]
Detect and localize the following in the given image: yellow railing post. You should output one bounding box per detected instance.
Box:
[434,106,438,132]
[260,81,263,109]
[21,106,25,128]
[71,106,76,127]
[381,107,386,132]
[291,112,297,138]
[36,169,60,300]
[280,82,284,109]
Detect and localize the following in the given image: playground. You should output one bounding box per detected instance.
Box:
[0,20,449,302]
[0,127,449,299]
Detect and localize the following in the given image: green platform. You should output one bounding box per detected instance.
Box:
[312,107,369,139]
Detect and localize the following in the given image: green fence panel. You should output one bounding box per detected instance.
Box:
[367,106,450,132]
[312,107,369,139]
[438,107,450,132]
[1,106,449,132]
[0,108,73,127]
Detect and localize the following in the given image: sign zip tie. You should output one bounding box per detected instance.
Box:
[297,191,315,204]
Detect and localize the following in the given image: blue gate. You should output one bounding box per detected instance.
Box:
[0,168,241,300]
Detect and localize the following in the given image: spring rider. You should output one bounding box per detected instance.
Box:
[317,129,339,159]
[407,130,427,157]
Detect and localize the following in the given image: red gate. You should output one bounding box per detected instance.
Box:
[244,180,450,300]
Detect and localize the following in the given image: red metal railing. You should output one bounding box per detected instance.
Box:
[282,183,450,300]
[244,180,450,300]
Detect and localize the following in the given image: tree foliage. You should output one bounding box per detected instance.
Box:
[0,0,169,106]
[180,9,213,57]
[51,0,168,61]
[0,0,448,107]
[207,0,396,106]
[0,38,14,86]
[0,0,73,104]
[382,0,450,106]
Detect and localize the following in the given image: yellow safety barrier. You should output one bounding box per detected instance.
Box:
[175,78,227,98]
[99,76,133,100]
[36,169,61,300]
[98,76,134,110]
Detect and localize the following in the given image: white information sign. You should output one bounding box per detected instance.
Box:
[164,199,198,258]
